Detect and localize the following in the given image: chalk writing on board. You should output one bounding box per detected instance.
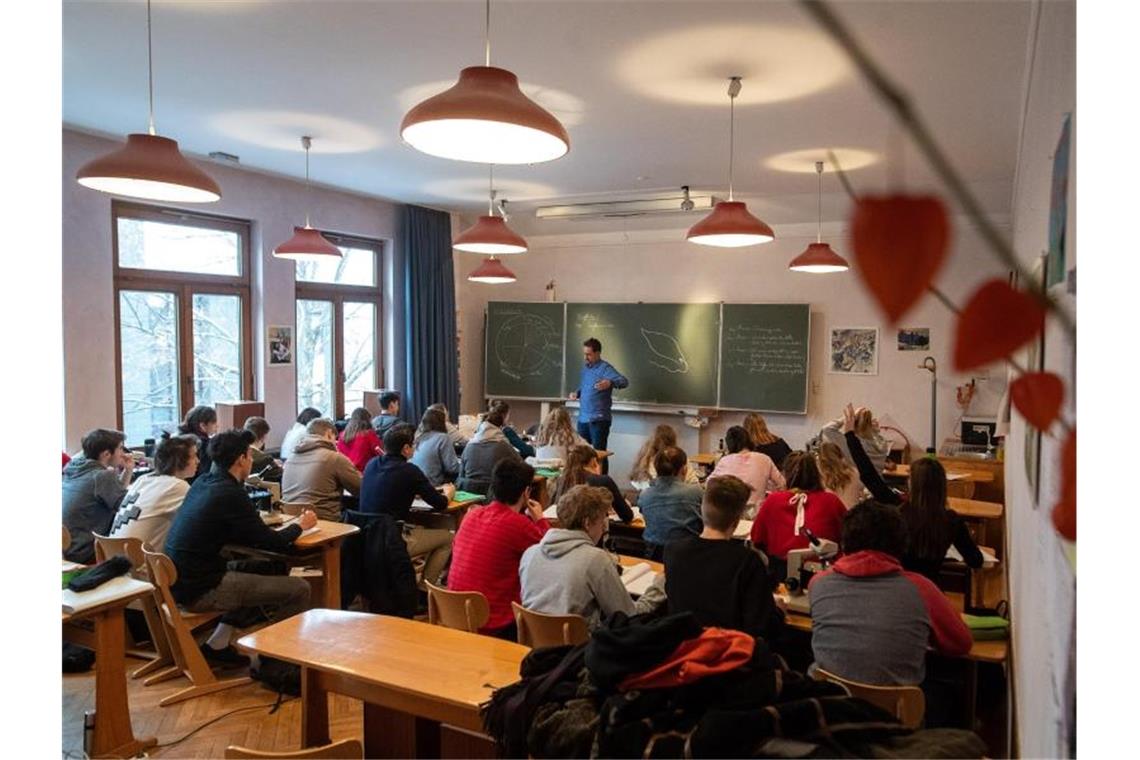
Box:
[723,325,806,376]
[640,327,690,374]
[494,313,562,380]
[574,312,614,331]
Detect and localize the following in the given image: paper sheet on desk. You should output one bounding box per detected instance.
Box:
[946,546,999,565]
[734,519,753,539]
[620,562,658,596]
[946,473,969,481]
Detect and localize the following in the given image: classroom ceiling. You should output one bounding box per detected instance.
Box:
[63,0,1031,233]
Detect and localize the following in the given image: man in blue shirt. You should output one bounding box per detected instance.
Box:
[568,337,628,473]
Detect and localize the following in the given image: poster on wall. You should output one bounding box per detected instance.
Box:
[1024,255,1047,505]
[897,327,930,351]
[268,325,293,366]
[829,327,878,375]
[1046,113,1071,288]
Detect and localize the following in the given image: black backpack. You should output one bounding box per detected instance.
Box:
[250,656,300,697]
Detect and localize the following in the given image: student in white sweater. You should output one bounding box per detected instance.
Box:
[280,407,323,461]
[533,407,591,463]
[109,434,200,550]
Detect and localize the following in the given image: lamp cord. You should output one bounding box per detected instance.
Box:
[488,165,495,216]
[146,0,155,135]
[816,161,823,243]
[302,136,313,228]
[485,0,491,66]
[727,88,735,201]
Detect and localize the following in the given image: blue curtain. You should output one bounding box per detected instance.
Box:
[401,205,459,422]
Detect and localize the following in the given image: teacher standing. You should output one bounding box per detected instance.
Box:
[568,338,628,474]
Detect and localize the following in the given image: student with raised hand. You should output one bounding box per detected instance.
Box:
[637,446,704,561]
[750,451,847,584]
[552,444,635,523]
[533,406,588,463]
[838,403,983,582]
[743,413,793,470]
[447,459,550,639]
[370,391,402,438]
[109,433,199,551]
[709,425,785,518]
[337,407,382,473]
[628,424,700,491]
[816,441,864,508]
[410,406,461,486]
[458,404,521,496]
[165,430,317,667]
[519,484,665,631]
[281,417,362,521]
[242,416,282,482]
[281,407,322,461]
[820,405,893,472]
[665,475,786,642]
[177,405,219,480]
[63,428,136,564]
[361,423,455,588]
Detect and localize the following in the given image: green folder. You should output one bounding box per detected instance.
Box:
[535,468,561,479]
[453,491,485,504]
[962,614,1010,640]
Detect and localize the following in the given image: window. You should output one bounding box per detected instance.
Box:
[295,234,384,419]
[113,202,252,444]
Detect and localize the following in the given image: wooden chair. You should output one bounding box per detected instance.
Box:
[813,668,925,728]
[224,739,364,759]
[62,525,71,554]
[425,581,489,633]
[511,602,588,648]
[142,548,251,705]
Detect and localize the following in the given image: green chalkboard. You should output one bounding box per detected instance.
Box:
[563,303,721,406]
[484,302,565,399]
[719,303,810,413]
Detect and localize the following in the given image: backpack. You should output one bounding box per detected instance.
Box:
[250,655,300,697]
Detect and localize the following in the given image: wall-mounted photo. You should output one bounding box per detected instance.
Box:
[897,327,930,351]
[829,327,878,375]
[267,325,293,366]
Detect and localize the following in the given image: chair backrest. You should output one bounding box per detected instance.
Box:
[93,533,148,579]
[425,581,490,633]
[813,668,926,728]
[224,738,364,759]
[62,525,71,554]
[142,548,184,629]
[511,602,589,648]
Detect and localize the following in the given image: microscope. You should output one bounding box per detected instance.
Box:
[783,528,839,614]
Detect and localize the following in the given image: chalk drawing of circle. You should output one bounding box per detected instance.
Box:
[495,314,560,377]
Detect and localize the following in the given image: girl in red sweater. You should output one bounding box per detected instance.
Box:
[337,407,383,472]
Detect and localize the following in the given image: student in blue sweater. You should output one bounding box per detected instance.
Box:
[637,446,703,561]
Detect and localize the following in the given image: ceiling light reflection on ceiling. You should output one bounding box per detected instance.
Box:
[210,110,384,153]
[766,147,879,174]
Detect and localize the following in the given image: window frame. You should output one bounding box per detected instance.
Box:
[112,201,254,436]
[294,232,385,420]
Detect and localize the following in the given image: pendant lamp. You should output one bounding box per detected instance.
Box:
[687,77,774,248]
[468,255,518,284]
[75,0,221,203]
[454,166,527,254]
[400,0,569,164]
[788,161,850,273]
[273,137,343,260]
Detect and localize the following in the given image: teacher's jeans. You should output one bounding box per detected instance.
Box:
[577,419,612,474]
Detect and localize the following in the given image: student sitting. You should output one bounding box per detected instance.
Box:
[552,444,635,523]
[743,412,793,470]
[628,424,700,491]
[360,424,455,588]
[164,430,317,666]
[178,405,219,480]
[820,405,892,472]
[410,406,461,486]
[109,433,198,550]
[280,407,322,460]
[337,407,382,472]
[533,406,588,463]
[816,441,863,508]
[63,428,135,564]
[426,402,468,449]
[750,451,847,584]
[488,400,535,458]
[838,404,983,582]
[447,459,549,639]
[281,418,362,521]
[458,406,522,496]
[242,417,283,482]
[638,446,704,561]
[665,475,786,642]
[519,485,666,631]
[370,391,402,438]
[808,500,972,687]
[709,425,785,517]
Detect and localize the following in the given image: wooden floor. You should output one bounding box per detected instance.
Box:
[63,661,366,758]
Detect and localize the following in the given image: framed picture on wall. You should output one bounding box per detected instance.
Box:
[1024,254,1047,506]
[829,327,879,375]
[897,327,930,351]
[267,325,293,366]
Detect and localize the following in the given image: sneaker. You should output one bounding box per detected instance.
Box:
[200,643,250,668]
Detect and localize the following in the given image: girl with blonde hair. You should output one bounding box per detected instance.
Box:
[742,413,793,469]
[534,407,589,463]
[815,441,863,507]
[629,424,699,491]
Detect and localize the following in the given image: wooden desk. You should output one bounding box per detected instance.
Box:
[62,583,157,758]
[618,554,664,575]
[236,610,528,758]
[888,463,995,483]
[948,496,1003,520]
[406,495,485,531]
[231,520,359,610]
[691,453,718,467]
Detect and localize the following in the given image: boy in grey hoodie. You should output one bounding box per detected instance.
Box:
[520,485,665,630]
[281,418,362,521]
[63,428,135,564]
[458,409,521,496]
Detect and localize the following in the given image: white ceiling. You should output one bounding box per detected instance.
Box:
[63,0,1031,233]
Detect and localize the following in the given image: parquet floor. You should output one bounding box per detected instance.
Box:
[63,661,366,758]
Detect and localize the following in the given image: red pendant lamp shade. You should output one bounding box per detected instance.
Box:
[687,201,775,247]
[401,66,569,165]
[788,161,848,273]
[467,256,517,284]
[274,226,343,260]
[77,134,222,203]
[454,214,527,254]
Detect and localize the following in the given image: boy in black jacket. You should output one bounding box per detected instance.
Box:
[165,430,317,666]
[664,475,786,643]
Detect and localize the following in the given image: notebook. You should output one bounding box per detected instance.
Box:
[946,546,999,565]
[63,575,153,616]
[620,562,658,597]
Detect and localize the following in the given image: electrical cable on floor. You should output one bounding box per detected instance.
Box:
[154,695,297,748]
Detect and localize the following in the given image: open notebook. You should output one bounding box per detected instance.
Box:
[62,575,153,616]
[620,562,659,596]
[946,545,999,565]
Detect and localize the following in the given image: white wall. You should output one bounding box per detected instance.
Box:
[62,129,401,450]
[454,214,1010,487]
[1003,1,1076,756]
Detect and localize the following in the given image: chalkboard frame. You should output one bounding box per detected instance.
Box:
[482,301,567,401]
[715,302,811,415]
